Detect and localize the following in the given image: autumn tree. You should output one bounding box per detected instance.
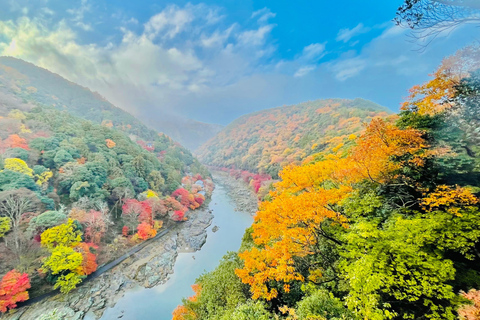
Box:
[41,245,83,294]
[236,118,427,301]
[136,222,157,240]
[75,242,98,275]
[459,289,480,320]
[2,158,34,177]
[122,199,153,230]
[40,219,95,293]
[0,270,31,312]
[0,217,11,238]
[105,139,116,148]
[41,219,82,250]
[69,208,108,244]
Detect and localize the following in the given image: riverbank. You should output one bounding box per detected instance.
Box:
[1,173,258,320]
[1,205,214,320]
[98,178,255,319]
[210,171,259,216]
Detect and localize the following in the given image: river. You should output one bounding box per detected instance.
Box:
[95,181,254,320]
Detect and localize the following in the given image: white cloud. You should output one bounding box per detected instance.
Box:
[144,5,193,40]
[331,57,367,81]
[0,3,475,124]
[300,43,326,61]
[336,23,370,43]
[237,24,274,46]
[200,24,235,48]
[67,0,92,31]
[251,8,276,23]
[294,65,316,78]
[0,4,279,119]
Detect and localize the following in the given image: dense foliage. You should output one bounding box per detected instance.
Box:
[197,98,390,178]
[176,46,480,320]
[0,104,213,305]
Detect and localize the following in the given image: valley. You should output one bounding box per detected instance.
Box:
[0,1,479,320]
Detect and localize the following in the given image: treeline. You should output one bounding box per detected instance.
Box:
[0,107,213,311]
[197,98,390,178]
[174,46,480,319]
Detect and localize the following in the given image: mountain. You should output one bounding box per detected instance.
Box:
[145,117,224,151]
[0,58,212,297]
[196,98,391,177]
[0,57,220,150]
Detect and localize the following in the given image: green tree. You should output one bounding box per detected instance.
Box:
[0,217,11,238]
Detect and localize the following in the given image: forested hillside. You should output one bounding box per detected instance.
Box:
[0,67,217,312]
[0,106,214,307]
[0,57,220,150]
[175,46,480,320]
[197,98,390,178]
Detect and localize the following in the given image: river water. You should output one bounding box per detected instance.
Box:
[98,182,253,320]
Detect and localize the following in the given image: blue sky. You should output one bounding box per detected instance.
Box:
[0,0,477,124]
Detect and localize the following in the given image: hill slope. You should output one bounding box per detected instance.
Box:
[0,57,220,150]
[197,98,391,177]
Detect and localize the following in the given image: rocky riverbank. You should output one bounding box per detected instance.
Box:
[211,171,259,216]
[1,206,214,320]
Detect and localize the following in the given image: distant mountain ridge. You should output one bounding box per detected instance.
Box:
[197,98,392,177]
[0,56,221,150]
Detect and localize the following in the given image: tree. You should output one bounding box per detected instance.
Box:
[172,210,185,222]
[122,199,153,230]
[70,208,108,244]
[75,242,98,275]
[0,270,31,312]
[136,222,157,240]
[3,134,29,150]
[0,217,11,238]
[459,289,480,320]
[395,0,480,44]
[28,210,67,236]
[236,119,427,301]
[402,46,480,116]
[40,219,82,250]
[2,158,34,177]
[340,214,464,319]
[53,273,83,294]
[0,189,38,256]
[178,253,251,320]
[148,170,165,193]
[53,149,73,167]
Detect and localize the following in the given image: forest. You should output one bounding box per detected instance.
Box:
[197,98,390,178]
[174,46,480,320]
[0,0,478,319]
[0,101,213,310]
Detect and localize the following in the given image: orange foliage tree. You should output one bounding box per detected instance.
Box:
[2,134,29,150]
[75,243,98,275]
[235,118,427,300]
[136,222,157,240]
[0,270,31,312]
[402,45,480,116]
[105,139,116,148]
[172,285,201,320]
[459,289,480,320]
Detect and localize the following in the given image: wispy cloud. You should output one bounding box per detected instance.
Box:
[251,8,276,23]
[336,23,370,43]
[67,0,92,31]
[331,57,367,81]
